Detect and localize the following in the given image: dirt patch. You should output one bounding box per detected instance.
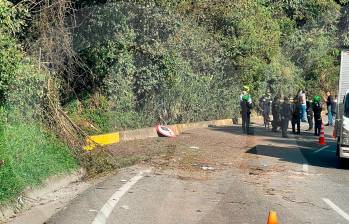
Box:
[107,125,256,179]
[106,121,306,204]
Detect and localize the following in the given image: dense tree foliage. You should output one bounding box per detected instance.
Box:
[1,0,348,133]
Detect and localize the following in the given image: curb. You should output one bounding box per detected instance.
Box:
[0,168,86,223]
[84,118,235,150]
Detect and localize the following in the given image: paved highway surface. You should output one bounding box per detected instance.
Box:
[42,122,349,224]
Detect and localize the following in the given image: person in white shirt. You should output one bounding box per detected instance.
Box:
[298,90,308,122]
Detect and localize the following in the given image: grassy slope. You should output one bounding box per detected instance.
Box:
[0,121,78,204]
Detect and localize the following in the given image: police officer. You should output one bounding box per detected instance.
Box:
[306,100,314,131]
[291,96,301,134]
[262,94,272,129]
[281,96,292,138]
[240,94,252,134]
[271,96,281,132]
[240,86,252,104]
[313,96,322,136]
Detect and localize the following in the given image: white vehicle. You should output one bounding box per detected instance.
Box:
[335,50,349,165]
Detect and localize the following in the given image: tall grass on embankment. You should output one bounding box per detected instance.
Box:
[0,117,78,204]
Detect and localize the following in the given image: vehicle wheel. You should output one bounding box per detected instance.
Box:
[338,157,348,169]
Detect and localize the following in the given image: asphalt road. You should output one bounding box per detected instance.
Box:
[45,121,349,224]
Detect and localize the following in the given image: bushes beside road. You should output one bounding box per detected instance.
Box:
[0,110,78,204]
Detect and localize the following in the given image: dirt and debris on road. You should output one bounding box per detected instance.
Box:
[106,122,325,210]
[107,125,257,179]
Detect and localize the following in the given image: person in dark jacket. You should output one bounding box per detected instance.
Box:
[281,96,292,138]
[240,94,252,134]
[313,96,322,136]
[291,96,301,134]
[306,100,314,131]
[271,96,281,132]
[325,91,334,126]
[262,94,272,129]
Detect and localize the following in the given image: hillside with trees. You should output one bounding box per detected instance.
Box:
[0,0,348,203]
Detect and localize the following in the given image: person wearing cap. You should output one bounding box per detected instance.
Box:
[240,93,253,134]
[281,96,292,138]
[312,96,322,136]
[240,86,252,104]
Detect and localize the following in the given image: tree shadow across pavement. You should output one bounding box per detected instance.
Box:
[208,125,271,137]
[209,125,334,139]
[209,125,345,169]
[264,138,336,148]
[246,144,345,169]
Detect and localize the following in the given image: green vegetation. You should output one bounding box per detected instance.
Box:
[1,0,349,203]
[63,0,346,132]
[0,111,77,204]
[0,0,78,204]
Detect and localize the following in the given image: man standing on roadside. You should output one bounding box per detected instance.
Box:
[306,100,314,131]
[272,96,281,132]
[262,93,272,129]
[281,96,292,138]
[325,91,334,126]
[333,95,337,125]
[299,90,307,122]
[240,94,253,134]
[313,96,322,136]
[291,96,301,134]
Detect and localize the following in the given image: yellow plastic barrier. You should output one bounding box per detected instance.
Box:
[83,132,120,151]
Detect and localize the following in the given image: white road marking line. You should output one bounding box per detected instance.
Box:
[323,198,349,221]
[92,169,151,224]
[313,145,330,154]
[302,163,309,172]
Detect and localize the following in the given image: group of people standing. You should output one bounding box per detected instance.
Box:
[240,87,337,138]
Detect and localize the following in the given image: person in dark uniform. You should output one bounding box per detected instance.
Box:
[281,96,292,138]
[240,94,252,134]
[313,96,322,136]
[262,94,272,129]
[271,96,281,132]
[291,96,301,134]
[306,100,314,131]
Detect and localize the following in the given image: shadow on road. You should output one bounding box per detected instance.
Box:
[246,144,345,169]
[209,125,334,139]
[209,125,345,169]
[265,138,336,147]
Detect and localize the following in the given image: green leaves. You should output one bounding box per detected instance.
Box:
[0,0,344,132]
[0,32,22,104]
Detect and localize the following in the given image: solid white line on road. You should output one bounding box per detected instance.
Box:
[92,169,151,224]
[302,163,309,172]
[323,198,349,222]
[313,145,330,154]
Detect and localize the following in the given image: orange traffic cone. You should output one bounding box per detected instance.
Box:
[319,121,326,145]
[267,211,278,224]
